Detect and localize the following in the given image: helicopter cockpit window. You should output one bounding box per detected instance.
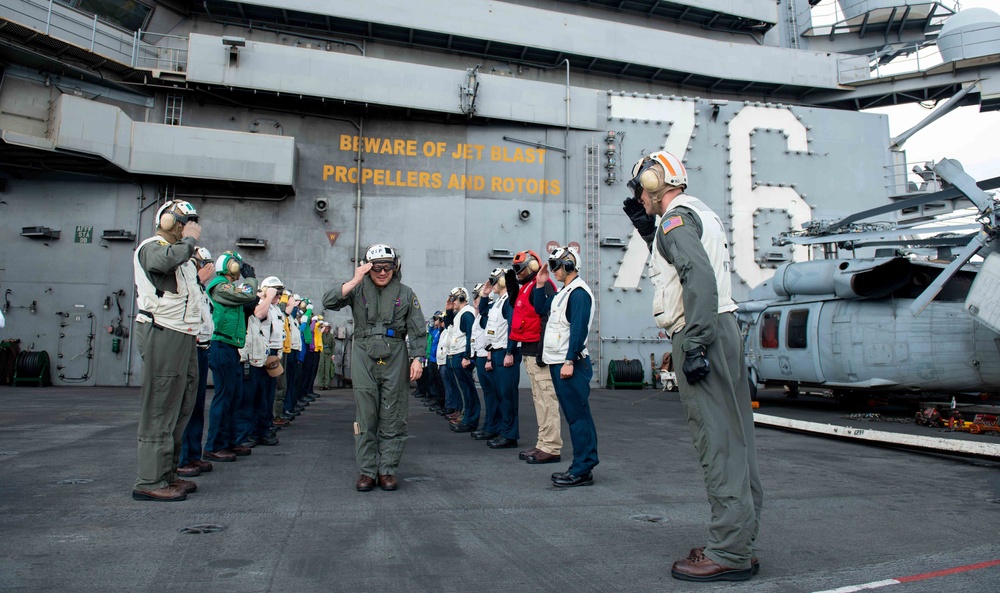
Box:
[787,309,809,349]
[761,312,780,349]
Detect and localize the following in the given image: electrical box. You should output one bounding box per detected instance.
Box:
[336,326,347,339]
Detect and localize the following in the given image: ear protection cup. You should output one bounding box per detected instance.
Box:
[157,200,178,231]
[215,252,242,276]
[639,165,665,194]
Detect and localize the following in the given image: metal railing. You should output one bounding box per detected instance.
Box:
[0,0,189,72]
[838,22,1000,84]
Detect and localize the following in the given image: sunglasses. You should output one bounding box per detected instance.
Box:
[371,263,395,273]
[549,258,575,272]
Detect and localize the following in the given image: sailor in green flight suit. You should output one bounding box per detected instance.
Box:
[323,244,426,492]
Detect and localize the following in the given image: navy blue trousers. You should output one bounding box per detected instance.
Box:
[206,341,241,452]
[492,348,520,440]
[549,357,598,476]
[180,345,210,466]
[448,355,480,428]
[441,362,458,410]
[477,355,500,434]
[234,363,260,445]
[283,351,301,414]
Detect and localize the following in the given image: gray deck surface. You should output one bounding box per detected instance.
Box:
[2,385,999,593]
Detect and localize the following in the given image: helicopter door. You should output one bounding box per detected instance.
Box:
[755,304,825,385]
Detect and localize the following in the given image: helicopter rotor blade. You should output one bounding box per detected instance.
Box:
[909,231,989,317]
[827,173,1000,232]
[781,224,979,246]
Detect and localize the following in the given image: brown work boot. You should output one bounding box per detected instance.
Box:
[377,474,398,491]
[356,475,376,492]
[132,485,187,502]
[176,463,201,477]
[671,552,752,582]
[170,479,198,494]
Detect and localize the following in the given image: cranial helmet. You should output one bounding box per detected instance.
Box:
[431,310,444,321]
[489,267,507,289]
[449,286,470,303]
[512,250,542,276]
[156,200,199,231]
[364,244,398,264]
[215,251,243,277]
[194,246,212,264]
[548,245,580,274]
[473,282,485,299]
[628,150,688,199]
[260,276,284,291]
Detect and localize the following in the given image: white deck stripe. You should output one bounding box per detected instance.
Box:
[812,578,900,593]
[754,413,1000,459]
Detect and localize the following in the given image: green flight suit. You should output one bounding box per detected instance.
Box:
[317,331,337,389]
[323,275,426,478]
[134,235,198,492]
[655,206,763,570]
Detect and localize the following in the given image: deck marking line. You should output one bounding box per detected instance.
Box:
[812,558,1000,593]
[894,558,1000,582]
[812,579,899,593]
[754,413,1000,458]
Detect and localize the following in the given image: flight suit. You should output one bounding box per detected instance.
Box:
[323,276,426,478]
[133,235,200,492]
[318,330,336,389]
[653,195,763,570]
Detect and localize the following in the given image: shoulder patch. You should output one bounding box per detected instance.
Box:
[156,239,169,246]
[662,215,684,235]
[412,296,421,309]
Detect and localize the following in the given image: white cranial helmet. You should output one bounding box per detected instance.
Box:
[629,150,688,196]
[364,244,397,263]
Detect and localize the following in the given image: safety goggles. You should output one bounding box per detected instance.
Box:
[548,257,575,272]
[175,213,199,226]
[512,261,529,274]
[371,263,395,273]
[627,157,656,200]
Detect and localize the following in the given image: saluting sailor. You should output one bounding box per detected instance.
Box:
[323,244,427,492]
[131,200,203,502]
[624,150,762,582]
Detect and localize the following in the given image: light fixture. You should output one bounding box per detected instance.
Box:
[235,237,267,249]
[489,249,514,260]
[20,226,60,240]
[101,229,136,242]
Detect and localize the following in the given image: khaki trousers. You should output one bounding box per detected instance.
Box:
[524,356,562,455]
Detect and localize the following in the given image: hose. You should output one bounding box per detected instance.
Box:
[608,358,644,387]
[14,350,50,385]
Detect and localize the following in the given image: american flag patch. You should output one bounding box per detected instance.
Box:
[662,215,684,234]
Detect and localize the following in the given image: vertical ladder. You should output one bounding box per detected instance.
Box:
[164,93,183,126]
[584,141,602,384]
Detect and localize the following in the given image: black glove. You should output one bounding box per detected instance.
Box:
[240,261,256,279]
[682,347,710,385]
[504,269,520,292]
[623,196,656,238]
[535,351,547,368]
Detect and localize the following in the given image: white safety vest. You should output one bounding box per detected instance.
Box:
[262,304,285,350]
[542,277,594,365]
[484,293,510,350]
[239,314,268,366]
[470,313,488,357]
[436,325,449,365]
[650,194,737,337]
[446,305,476,356]
[197,287,214,345]
[133,236,201,335]
[289,310,303,351]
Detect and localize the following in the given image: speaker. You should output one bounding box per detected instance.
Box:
[518,209,531,221]
[315,197,329,213]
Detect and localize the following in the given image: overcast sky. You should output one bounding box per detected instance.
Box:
[859,0,1000,181]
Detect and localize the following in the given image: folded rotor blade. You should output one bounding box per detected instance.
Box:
[909,232,988,317]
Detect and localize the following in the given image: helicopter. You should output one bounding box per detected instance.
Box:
[737,158,1000,401]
